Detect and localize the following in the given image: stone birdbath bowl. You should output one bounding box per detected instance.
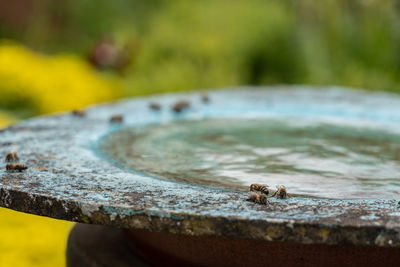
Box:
[1,86,400,266]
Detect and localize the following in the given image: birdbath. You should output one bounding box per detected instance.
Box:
[1,86,400,266]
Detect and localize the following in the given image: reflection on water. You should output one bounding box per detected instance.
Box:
[99,118,400,199]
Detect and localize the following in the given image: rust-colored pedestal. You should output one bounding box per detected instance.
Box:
[67,224,400,267]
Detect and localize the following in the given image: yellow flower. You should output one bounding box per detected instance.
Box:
[0,112,15,128]
[0,42,121,114]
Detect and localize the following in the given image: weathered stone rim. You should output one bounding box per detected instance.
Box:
[1,86,400,247]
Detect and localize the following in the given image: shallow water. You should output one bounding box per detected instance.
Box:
[99,118,400,199]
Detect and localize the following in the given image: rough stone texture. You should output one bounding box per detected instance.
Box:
[1,86,400,247]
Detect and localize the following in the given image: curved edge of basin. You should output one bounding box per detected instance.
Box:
[0,86,400,247]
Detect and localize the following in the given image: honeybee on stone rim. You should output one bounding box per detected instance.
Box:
[110,114,123,123]
[72,109,86,117]
[172,100,190,113]
[272,185,287,199]
[149,102,161,111]
[6,163,28,172]
[201,92,209,103]
[249,184,269,195]
[5,151,19,163]
[247,191,268,205]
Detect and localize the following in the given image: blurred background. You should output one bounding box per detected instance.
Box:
[0,0,400,265]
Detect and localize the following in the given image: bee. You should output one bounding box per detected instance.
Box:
[6,163,28,172]
[172,100,190,113]
[247,192,268,205]
[5,151,19,163]
[72,109,85,117]
[149,102,161,111]
[110,114,123,123]
[272,185,287,199]
[201,92,209,103]
[249,184,269,195]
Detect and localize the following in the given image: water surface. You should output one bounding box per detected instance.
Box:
[99,118,400,199]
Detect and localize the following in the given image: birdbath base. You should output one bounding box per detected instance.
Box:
[67,224,400,267]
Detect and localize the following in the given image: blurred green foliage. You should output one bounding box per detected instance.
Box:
[1,0,399,99]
